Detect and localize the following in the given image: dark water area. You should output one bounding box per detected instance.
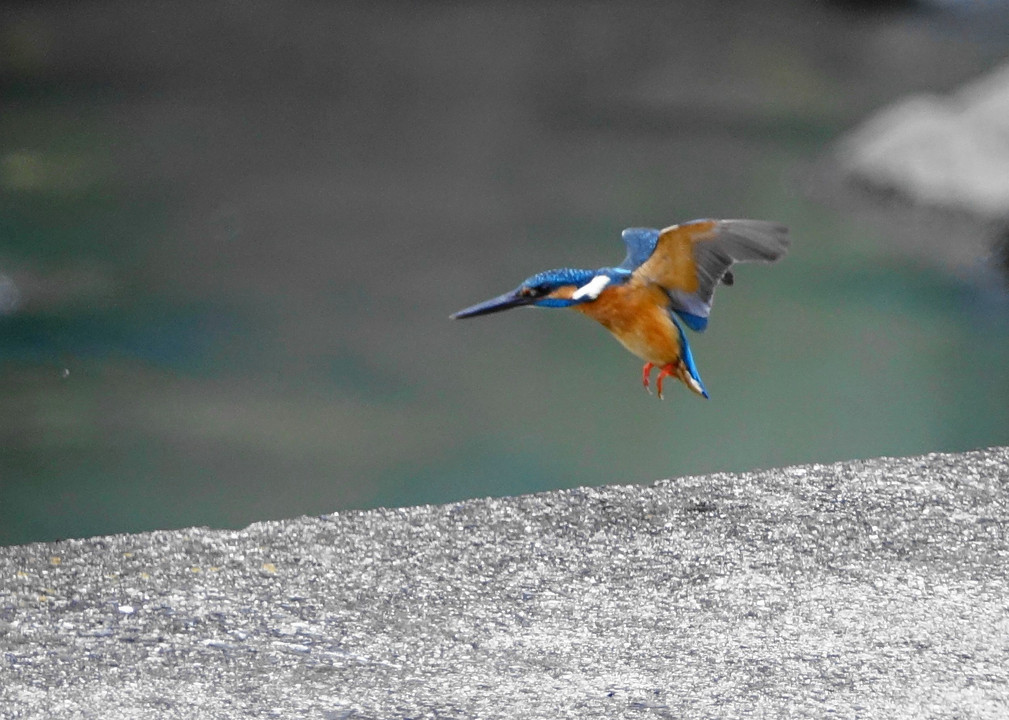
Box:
[2,1,1008,546]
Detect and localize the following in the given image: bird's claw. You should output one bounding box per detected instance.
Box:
[641,362,654,395]
[642,362,673,399]
[655,363,675,401]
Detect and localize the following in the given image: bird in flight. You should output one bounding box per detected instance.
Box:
[451,218,790,399]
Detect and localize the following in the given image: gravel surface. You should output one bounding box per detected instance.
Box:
[3,447,1008,719]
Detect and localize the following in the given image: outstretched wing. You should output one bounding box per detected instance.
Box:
[620,219,789,331]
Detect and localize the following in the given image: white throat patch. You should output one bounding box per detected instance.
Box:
[571,274,611,301]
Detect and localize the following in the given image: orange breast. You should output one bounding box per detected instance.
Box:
[573,283,682,365]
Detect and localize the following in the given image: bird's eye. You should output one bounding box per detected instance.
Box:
[521,286,546,298]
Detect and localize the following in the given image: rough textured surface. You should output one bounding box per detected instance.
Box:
[3,447,1009,719]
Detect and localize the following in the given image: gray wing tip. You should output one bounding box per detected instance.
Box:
[720,219,789,234]
[718,219,791,259]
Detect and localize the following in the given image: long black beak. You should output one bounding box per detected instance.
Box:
[451,289,533,319]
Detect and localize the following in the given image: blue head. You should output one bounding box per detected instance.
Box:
[451,267,630,318]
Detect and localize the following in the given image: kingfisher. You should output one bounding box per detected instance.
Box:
[451,218,790,399]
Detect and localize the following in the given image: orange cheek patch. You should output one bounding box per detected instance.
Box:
[547,286,577,301]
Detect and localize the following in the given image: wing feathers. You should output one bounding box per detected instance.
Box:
[630,218,789,327]
[705,219,790,263]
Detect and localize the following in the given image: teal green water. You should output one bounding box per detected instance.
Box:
[2,2,1008,546]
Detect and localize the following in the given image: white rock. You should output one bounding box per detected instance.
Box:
[840,62,1009,219]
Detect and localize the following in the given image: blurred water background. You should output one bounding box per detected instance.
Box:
[2,0,1008,546]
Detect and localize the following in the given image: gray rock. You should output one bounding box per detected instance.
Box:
[2,447,1009,719]
[823,63,1009,283]
[840,62,1009,220]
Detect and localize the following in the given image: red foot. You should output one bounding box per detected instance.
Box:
[641,362,655,394]
[655,363,677,400]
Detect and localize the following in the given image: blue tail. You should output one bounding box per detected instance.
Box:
[670,314,709,398]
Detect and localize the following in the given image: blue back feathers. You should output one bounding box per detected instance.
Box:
[673,310,708,332]
[619,228,660,270]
